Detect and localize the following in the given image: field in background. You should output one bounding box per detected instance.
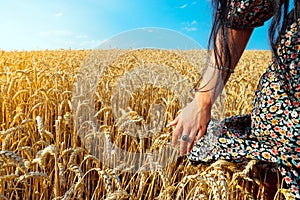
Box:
[0,49,292,199]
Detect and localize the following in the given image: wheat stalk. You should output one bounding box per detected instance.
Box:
[0,150,27,174]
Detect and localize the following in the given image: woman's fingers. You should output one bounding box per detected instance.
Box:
[179,129,190,155]
[196,127,206,141]
[171,122,209,155]
[171,117,183,147]
[186,128,200,154]
[187,122,209,153]
[167,114,180,127]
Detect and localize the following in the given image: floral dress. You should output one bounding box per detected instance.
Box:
[188,0,300,198]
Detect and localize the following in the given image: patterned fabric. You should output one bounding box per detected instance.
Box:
[188,0,300,198]
[227,0,273,29]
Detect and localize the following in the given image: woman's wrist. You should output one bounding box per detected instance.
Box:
[194,91,213,110]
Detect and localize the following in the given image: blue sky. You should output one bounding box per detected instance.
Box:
[0,0,271,51]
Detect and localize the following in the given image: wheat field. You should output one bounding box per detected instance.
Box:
[0,49,293,200]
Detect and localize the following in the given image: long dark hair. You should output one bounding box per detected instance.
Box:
[208,0,299,76]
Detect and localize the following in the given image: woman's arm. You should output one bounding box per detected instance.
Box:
[169,28,254,156]
[198,28,254,103]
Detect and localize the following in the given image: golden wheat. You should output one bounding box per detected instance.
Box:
[0,49,292,200]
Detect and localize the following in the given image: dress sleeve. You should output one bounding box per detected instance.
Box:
[227,0,274,29]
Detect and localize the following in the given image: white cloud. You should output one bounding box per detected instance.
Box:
[183,27,197,31]
[178,4,188,9]
[182,20,198,32]
[54,12,63,17]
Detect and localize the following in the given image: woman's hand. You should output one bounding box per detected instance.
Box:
[167,27,253,156]
[168,92,212,156]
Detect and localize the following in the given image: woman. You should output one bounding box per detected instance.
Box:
[170,0,300,199]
